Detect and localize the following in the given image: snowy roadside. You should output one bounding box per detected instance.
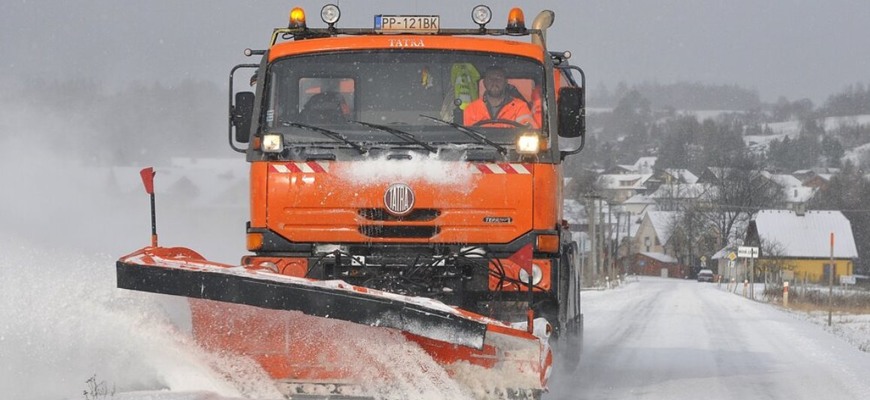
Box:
[584,278,870,355]
[714,282,870,354]
[794,311,870,352]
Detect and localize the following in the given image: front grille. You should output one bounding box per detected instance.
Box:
[358,208,440,222]
[359,225,440,238]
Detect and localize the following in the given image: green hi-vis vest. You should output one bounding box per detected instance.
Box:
[451,63,480,110]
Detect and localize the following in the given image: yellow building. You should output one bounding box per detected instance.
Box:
[746,210,858,283]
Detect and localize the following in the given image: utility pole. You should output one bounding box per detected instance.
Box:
[599,197,606,281]
[615,210,622,276]
[625,212,632,275]
[607,202,614,280]
[586,194,598,282]
[828,232,835,326]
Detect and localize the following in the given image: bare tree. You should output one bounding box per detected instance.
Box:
[757,239,791,294]
[701,163,784,249]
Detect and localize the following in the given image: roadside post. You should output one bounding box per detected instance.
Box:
[783,281,789,307]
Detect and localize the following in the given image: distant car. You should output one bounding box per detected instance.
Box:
[697,269,714,282]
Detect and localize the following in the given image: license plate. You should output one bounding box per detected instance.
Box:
[374,15,440,34]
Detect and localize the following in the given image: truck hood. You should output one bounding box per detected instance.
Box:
[263,159,534,244]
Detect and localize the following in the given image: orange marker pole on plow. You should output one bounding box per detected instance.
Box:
[139,167,158,247]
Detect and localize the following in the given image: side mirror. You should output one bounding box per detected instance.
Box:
[232,92,255,143]
[557,87,585,138]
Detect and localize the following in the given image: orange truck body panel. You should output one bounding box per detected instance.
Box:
[248,161,563,245]
[268,35,547,64]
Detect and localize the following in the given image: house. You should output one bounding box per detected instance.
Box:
[801,174,833,190]
[633,211,679,257]
[759,171,817,210]
[795,167,839,190]
[595,173,654,203]
[745,210,858,283]
[660,168,699,184]
[632,252,685,278]
[634,211,677,254]
[621,194,656,217]
[695,167,731,183]
[606,156,657,175]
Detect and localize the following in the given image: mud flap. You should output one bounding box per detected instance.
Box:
[116,247,487,349]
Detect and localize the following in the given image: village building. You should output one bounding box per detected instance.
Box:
[745,210,858,283]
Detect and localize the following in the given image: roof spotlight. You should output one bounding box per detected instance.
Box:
[321,4,341,26]
[472,5,492,27]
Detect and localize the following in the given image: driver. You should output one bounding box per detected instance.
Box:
[463,66,538,128]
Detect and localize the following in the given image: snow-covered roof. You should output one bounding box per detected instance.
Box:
[647,211,680,244]
[753,210,858,259]
[624,194,657,204]
[632,157,657,174]
[663,168,699,184]
[711,246,731,260]
[761,172,803,188]
[596,173,654,190]
[613,157,657,175]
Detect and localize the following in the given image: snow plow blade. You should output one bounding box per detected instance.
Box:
[116,246,487,349]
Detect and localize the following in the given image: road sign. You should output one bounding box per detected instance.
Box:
[840,275,856,285]
[727,252,737,261]
[737,246,759,259]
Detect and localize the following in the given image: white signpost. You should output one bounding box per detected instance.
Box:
[737,246,759,259]
[737,246,759,299]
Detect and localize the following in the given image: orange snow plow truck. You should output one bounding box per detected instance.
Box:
[117,4,585,399]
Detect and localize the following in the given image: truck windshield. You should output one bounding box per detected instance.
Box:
[261,50,544,148]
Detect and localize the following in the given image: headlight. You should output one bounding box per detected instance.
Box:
[516,133,540,154]
[519,263,543,285]
[261,133,283,153]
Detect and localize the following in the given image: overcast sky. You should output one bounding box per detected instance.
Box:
[2,0,868,104]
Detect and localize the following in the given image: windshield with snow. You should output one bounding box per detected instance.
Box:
[260,51,544,151]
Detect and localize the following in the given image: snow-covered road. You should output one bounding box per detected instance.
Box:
[548,277,870,400]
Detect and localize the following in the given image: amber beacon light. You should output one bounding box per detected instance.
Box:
[506,8,526,33]
[289,7,307,29]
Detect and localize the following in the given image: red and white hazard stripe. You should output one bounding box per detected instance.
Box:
[474,163,532,174]
[270,161,329,173]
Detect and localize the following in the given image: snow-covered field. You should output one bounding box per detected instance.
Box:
[745,114,870,154]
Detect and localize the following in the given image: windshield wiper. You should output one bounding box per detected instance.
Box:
[418,115,507,155]
[281,121,366,154]
[350,120,436,154]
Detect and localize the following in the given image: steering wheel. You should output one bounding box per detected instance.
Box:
[472,119,525,128]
